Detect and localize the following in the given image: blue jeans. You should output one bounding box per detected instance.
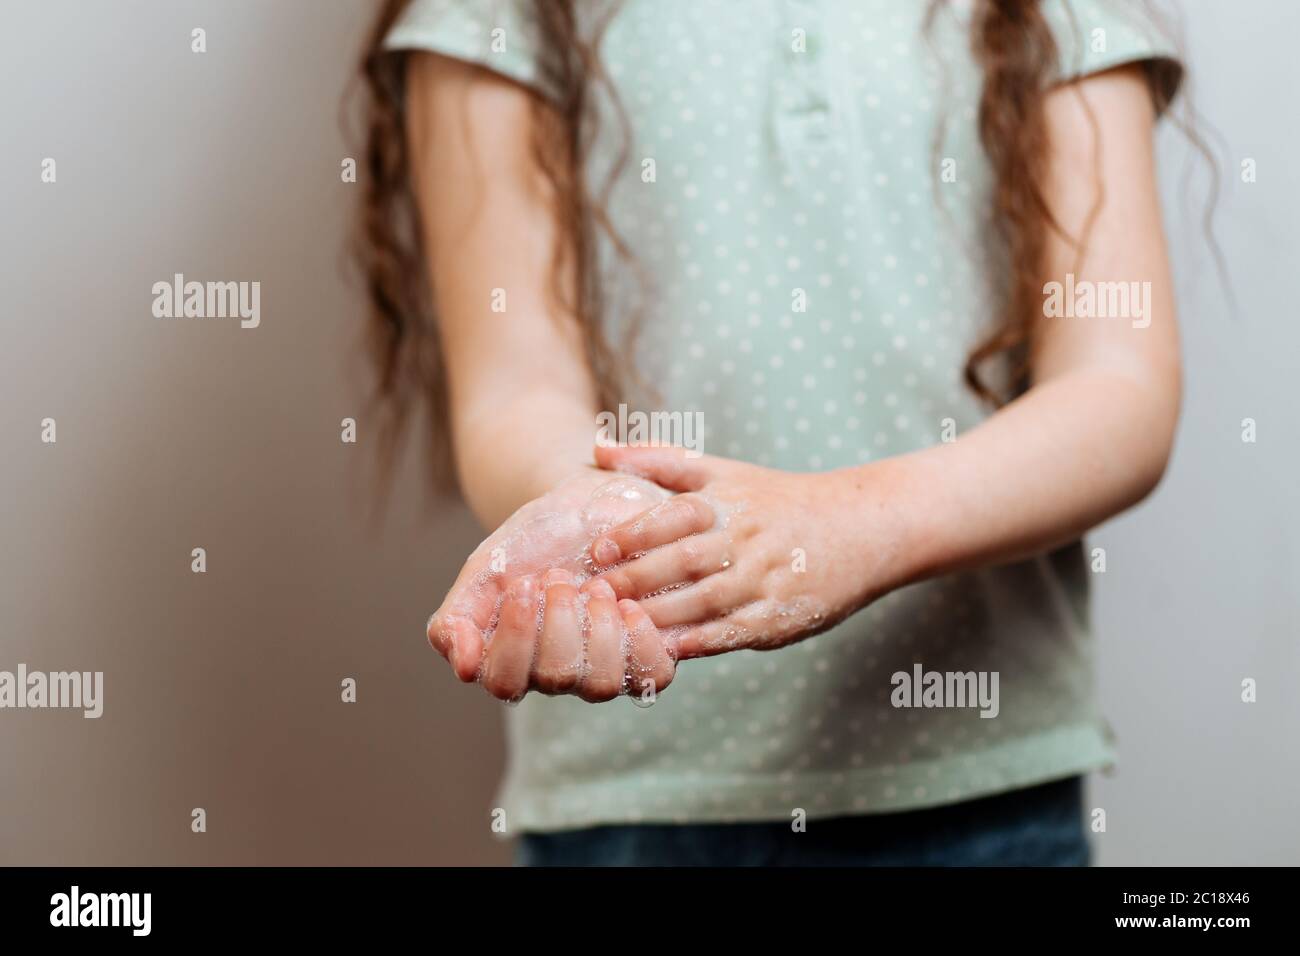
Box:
[518,776,1090,866]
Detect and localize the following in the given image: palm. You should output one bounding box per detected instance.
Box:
[435,471,670,635]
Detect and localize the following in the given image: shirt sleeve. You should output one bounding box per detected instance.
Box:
[381,0,556,101]
[1041,0,1184,115]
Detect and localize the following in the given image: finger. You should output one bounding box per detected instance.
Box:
[428,614,486,683]
[426,609,472,664]
[639,572,743,629]
[437,565,507,632]
[673,617,745,661]
[593,443,711,492]
[431,571,506,673]
[577,579,624,703]
[426,613,453,659]
[531,570,584,695]
[673,599,826,659]
[594,531,732,599]
[590,493,717,566]
[480,576,541,702]
[620,599,676,702]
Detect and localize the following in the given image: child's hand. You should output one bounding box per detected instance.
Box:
[588,444,906,659]
[478,570,675,703]
[428,468,713,695]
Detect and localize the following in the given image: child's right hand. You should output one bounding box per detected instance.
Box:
[427,468,714,701]
[477,570,676,703]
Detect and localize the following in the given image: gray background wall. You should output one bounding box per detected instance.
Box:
[0,0,1295,865]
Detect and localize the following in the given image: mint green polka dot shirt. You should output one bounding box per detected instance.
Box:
[385,0,1182,830]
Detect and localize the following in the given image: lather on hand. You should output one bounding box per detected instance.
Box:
[427,466,717,703]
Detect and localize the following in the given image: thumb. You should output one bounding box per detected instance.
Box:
[593,442,711,492]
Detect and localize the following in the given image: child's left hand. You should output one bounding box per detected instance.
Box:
[582,444,910,659]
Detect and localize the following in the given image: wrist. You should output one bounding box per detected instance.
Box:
[874,448,949,592]
[528,454,599,500]
[824,453,934,606]
[457,448,594,532]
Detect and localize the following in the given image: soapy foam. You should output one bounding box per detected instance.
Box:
[439,474,713,699]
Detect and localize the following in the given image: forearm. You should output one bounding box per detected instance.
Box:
[453,387,599,530]
[868,366,1180,595]
[867,63,1183,590]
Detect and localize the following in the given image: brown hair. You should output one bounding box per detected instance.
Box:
[351,0,1180,491]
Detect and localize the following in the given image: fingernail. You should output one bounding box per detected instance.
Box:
[544,568,573,587]
[593,538,620,564]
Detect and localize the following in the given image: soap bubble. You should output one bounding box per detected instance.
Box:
[630,685,657,708]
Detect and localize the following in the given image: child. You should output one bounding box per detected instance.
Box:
[358,0,1184,865]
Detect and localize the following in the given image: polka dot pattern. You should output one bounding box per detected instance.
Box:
[385,0,1180,830]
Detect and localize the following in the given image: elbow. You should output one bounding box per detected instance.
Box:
[1129,441,1173,506]
[1126,372,1182,506]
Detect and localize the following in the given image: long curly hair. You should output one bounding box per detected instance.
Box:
[351,0,1183,492]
